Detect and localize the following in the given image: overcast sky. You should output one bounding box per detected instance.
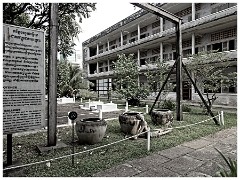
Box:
[75,1,140,50]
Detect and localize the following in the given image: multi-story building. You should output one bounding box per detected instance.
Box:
[82,3,237,106]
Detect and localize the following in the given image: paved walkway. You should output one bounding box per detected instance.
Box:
[93,127,237,177]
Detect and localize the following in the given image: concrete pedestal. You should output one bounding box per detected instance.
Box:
[81,101,104,110]
[97,103,118,112]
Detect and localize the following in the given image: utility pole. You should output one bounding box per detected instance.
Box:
[48,3,58,146]
[175,20,183,121]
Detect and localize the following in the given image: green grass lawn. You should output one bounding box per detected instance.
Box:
[3,108,237,177]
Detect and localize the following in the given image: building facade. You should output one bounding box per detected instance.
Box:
[82,3,237,106]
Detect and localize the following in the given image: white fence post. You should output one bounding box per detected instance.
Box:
[125,101,128,112]
[147,127,150,151]
[88,99,91,103]
[146,105,149,114]
[99,109,103,119]
[221,111,224,126]
[80,98,82,103]
[218,111,222,125]
[68,112,71,126]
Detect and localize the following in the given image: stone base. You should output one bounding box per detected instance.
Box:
[36,141,68,154]
[97,103,118,112]
[82,101,104,110]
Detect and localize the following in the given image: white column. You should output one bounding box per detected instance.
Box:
[120,30,123,46]
[99,109,102,119]
[107,59,110,72]
[147,127,150,151]
[138,24,140,40]
[107,39,110,50]
[125,101,128,112]
[138,49,140,86]
[138,49,140,66]
[160,42,163,62]
[87,63,90,75]
[96,43,99,55]
[160,18,163,32]
[192,33,195,55]
[192,3,196,21]
[221,111,224,125]
[146,105,149,114]
[96,61,99,74]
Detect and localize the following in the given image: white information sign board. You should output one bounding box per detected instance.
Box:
[3,24,45,134]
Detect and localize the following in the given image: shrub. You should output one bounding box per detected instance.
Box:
[78,89,98,100]
[182,104,192,112]
[161,99,175,110]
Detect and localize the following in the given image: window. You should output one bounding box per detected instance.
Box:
[222,41,228,51]
[195,47,198,54]
[105,43,108,51]
[98,61,108,73]
[97,79,111,95]
[140,33,149,39]
[109,60,116,71]
[173,52,177,60]
[183,49,192,58]
[152,48,160,55]
[163,54,168,61]
[207,45,211,51]
[211,28,237,42]
[109,39,116,46]
[140,26,147,33]
[99,45,104,54]
[152,21,160,29]
[89,63,97,74]
[152,28,160,35]
[140,58,146,66]
[182,39,192,48]
[89,80,96,91]
[129,38,136,43]
[175,6,192,17]
[89,47,97,57]
[212,42,222,52]
[140,51,148,57]
[131,30,138,37]
[229,40,235,50]
[195,46,204,54]
[211,3,230,14]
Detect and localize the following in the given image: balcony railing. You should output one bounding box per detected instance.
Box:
[85,6,237,62]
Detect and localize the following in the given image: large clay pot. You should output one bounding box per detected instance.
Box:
[119,112,145,135]
[151,109,173,125]
[75,118,107,145]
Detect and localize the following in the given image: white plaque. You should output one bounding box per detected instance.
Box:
[3,24,45,134]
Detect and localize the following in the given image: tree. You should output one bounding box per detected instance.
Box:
[3,3,96,58]
[145,57,173,103]
[113,54,149,106]
[186,50,237,111]
[57,60,90,98]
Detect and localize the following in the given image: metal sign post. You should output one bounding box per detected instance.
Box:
[68,111,78,166]
[7,134,13,166]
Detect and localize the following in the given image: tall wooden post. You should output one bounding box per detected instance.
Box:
[48,3,58,146]
[176,20,183,121]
